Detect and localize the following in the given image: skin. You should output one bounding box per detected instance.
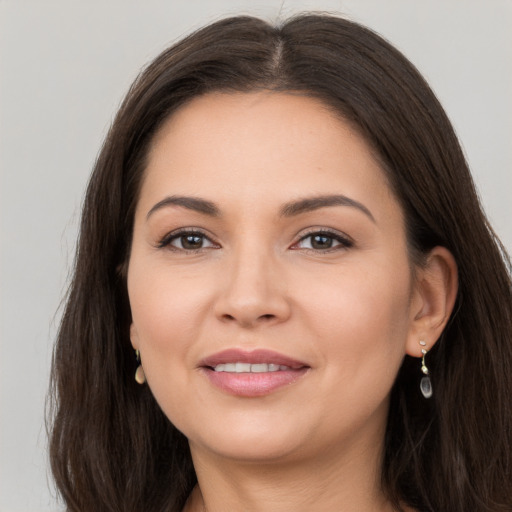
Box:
[127,92,457,512]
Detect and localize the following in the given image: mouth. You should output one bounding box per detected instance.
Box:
[199,349,310,397]
[212,362,293,373]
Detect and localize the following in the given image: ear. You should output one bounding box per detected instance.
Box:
[130,323,140,351]
[406,246,458,357]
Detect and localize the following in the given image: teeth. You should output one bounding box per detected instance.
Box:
[249,363,267,372]
[235,362,251,372]
[213,362,291,373]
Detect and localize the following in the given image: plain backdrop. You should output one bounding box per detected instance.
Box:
[1,1,510,510]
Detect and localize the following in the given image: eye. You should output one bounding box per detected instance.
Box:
[293,230,353,252]
[158,230,218,252]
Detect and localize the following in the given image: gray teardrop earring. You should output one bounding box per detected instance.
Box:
[134,349,146,385]
[419,340,432,399]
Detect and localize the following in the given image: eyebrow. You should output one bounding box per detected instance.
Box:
[146,195,220,219]
[280,195,375,222]
[146,194,375,223]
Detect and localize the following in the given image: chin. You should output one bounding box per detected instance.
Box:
[184,414,311,463]
[193,436,304,464]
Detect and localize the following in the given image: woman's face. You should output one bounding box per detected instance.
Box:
[128,92,422,464]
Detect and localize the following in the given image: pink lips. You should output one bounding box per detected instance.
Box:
[199,349,310,397]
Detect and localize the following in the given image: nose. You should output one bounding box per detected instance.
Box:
[213,245,291,328]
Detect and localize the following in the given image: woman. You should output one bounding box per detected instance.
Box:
[48,14,512,512]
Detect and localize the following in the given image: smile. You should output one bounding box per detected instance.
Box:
[200,349,310,397]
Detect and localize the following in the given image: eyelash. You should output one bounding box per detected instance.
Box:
[292,228,354,253]
[157,229,217,253]
[157,228,353,254]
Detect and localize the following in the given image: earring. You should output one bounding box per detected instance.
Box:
[134,349,146,385]
[419,340,432,399]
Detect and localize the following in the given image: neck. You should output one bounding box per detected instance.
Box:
[185,433,399,512]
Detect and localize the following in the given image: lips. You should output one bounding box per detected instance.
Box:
[199,349,310,397]
[200,348,307,369]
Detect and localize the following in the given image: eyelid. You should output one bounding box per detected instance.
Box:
[156,227,219,250]
[155,226,353,253]
[291,227,354,251]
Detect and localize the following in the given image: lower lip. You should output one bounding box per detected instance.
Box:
[201,368,309,397]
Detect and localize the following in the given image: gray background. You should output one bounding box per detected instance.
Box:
[1,1,510,510]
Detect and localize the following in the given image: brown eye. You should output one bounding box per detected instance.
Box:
[294,231,353,252]
[179,234,205,250]
[158,230,218,251]
[310,234,334,249]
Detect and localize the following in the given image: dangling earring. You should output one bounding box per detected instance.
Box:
[419,340,432,398]
[134,349,146,385]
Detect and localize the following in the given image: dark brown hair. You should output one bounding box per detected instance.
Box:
[48,14,512,511]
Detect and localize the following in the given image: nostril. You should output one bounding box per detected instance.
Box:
[220,312,276,325]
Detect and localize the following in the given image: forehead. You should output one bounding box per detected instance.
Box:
[149,91,372,168]
[139,91,399,220]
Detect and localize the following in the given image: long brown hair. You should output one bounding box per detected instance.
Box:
[48,14,512,511]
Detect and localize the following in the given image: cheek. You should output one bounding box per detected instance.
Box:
[128,266,209,428]
[303,255,411,325]
[297,264,412,430]
[298,258,413,375]
[127,256,210,381]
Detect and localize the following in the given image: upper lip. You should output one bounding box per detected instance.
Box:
[199,349,309,369]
